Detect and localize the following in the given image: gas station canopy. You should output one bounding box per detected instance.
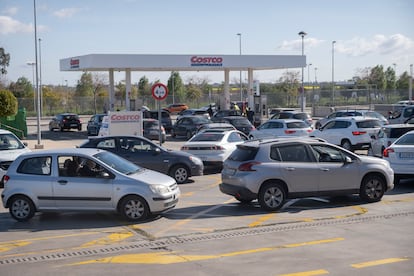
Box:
[60,54,305,110]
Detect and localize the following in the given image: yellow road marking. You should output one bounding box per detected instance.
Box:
[351,257,410,268]
[0,232,100,246]
[78,232,134,248]
[0,241,32,253]
[66,237,344,266]
[334,206,367,219]
[248,213,275,227]
[279,269,329,276]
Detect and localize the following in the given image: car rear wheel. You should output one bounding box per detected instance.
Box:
[170,129,176,138]
[170,165,189,184]
[360,174,385,202]
[186,131,192,140]
[9,195,36,222]
[119,195,149,221]
[341,139,352,151]
[258,182,286,211]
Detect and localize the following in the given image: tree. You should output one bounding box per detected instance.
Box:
[185,82,202,104]
[75,72,94,97]
[0,89,18,116]
[138,76,151,105]
[276,71,300,106]
[0,47,10,75]
[369,65,386,91]
[8,77,33,98]
[42,86,61,115]
[167,72,184,103]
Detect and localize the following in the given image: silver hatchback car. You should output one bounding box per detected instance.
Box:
[220,138,394,211]
[1,148,180,222]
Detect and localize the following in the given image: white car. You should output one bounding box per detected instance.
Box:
[369,124,414,157]
[310,116,382,151]
[248,119,312,139]
[315,110,388,129]
[0,129,31,180]
[181,129,248,169]
[1,148,180,222]
[383,130,414,185]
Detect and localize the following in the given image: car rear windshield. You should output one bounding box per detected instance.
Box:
[356,120,382,128]
[191,133,224,141]
[227,146,258,161]
[388,127,414,138]
[286,121,308,128]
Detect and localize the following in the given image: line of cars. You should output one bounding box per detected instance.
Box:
[1,106,412,223]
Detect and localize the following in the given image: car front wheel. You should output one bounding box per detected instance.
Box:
[360,174,385,202]
[258,182,286,211]
[341,139,352,151]
[170,165,189,184]
[9,195,36,222]
[119,195,149,221]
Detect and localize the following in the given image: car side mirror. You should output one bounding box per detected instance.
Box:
[99,171,113,179]
[344,156,353,163]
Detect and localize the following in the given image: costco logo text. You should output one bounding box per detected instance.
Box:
[190,56,223,67]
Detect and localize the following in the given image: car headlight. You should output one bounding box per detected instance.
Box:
[189,155,203,165]
[149,184,170,194]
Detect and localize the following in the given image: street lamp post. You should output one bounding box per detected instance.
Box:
[33,0,43,148]
[298,31,307,112]
[27,62,36,112]
[307,63,312,85]
[410,64,413,102]
[171,73,175,104]
[332,40,336,107]
[237,33,242,102]
[393,63,397,102]
[38,38,43,117]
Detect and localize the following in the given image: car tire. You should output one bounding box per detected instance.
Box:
[394,176,400,185]
[315,122,321,129]
[78,125,82,131]
[171,129,176,138]
[341,139,352,151]
[258,182,286,211]
[367,146,373,156]
[359,174,385,202]
[49,124,54,131]
[186,131,192,140]
[170,165,189,184]
[235,197,253,204]
[9,195,36,222]
[119,195,149,221]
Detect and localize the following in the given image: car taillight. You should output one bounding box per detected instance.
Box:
[307,129,313,133]
[212,145,224,150]
[2,175,10,184]
[238,161,261,171]
[352,131,367,135]
[383,147,394,157]
[285,130,296,134]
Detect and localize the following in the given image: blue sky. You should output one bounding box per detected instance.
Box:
[1,0,413,86]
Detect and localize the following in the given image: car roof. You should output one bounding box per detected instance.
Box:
[266,119,307,123]
[239,137,327,148]
[0,129,14,134]
[381,124,414,129]
[18,147,104,157]
[329,116,380,122]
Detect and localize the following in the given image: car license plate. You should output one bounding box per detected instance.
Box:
[149,130,158,135]
[399,152,414,159]
[70,124,78,127]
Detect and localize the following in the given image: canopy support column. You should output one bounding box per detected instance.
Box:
[109,69,115,111]
[125,69,131,111]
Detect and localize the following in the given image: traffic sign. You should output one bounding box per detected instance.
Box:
[151,83,169,101]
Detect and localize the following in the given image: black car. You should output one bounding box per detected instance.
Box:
[218,116,255,135]
[79,135,204,184]
[171,116,212,139]
[177,109,210,120]
[143,110,173,133]
[211,109,243,122]
[86,114,106,136]
[49,113,82,131]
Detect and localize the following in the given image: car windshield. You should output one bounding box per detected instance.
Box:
[395,133,414,145]
[194,117,211,123]
[228,145,258,161]
[0,133,25,150]
[93,151,143,174]
[190,133,224,142]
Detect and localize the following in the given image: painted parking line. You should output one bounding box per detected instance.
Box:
[65,237,344,266]
[351,257,410,268]
[279,269,329,276]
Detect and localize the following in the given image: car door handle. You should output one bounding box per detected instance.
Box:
[58,180,68,185]
[285,167,295,171]
[320,168,330,171]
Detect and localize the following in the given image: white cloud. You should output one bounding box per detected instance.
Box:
[336,34,414,57]
[53,8,81,18]
[276,37,325,52]
[0,16,33,34]
[2,7,18,16]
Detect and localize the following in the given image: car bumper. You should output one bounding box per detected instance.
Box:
[219,182,256,200]
[149,190,180,213]
[190,164,204,177]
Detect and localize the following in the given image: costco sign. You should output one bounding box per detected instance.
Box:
[190,56,223,67]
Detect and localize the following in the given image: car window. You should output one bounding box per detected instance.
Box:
[228,132,247,142]
[395,133,414,145]
[310,144,347,163]
[17,156,52,175]
[0,133,25,150]
[356,120,381,128]
[403,107,414,118]
[96,139,116,149]
[286,121,308,128]
[276,144,312,162]
[228,146,258,161]
[191,133,223,141]
[121,138,153,152]
[389,127,414,138]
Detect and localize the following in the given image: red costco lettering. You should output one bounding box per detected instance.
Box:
[110,114,140,121]
[190,56,223,64]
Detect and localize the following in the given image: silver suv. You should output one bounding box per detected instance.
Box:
[1,148,180,222]
[220,138,394,211]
